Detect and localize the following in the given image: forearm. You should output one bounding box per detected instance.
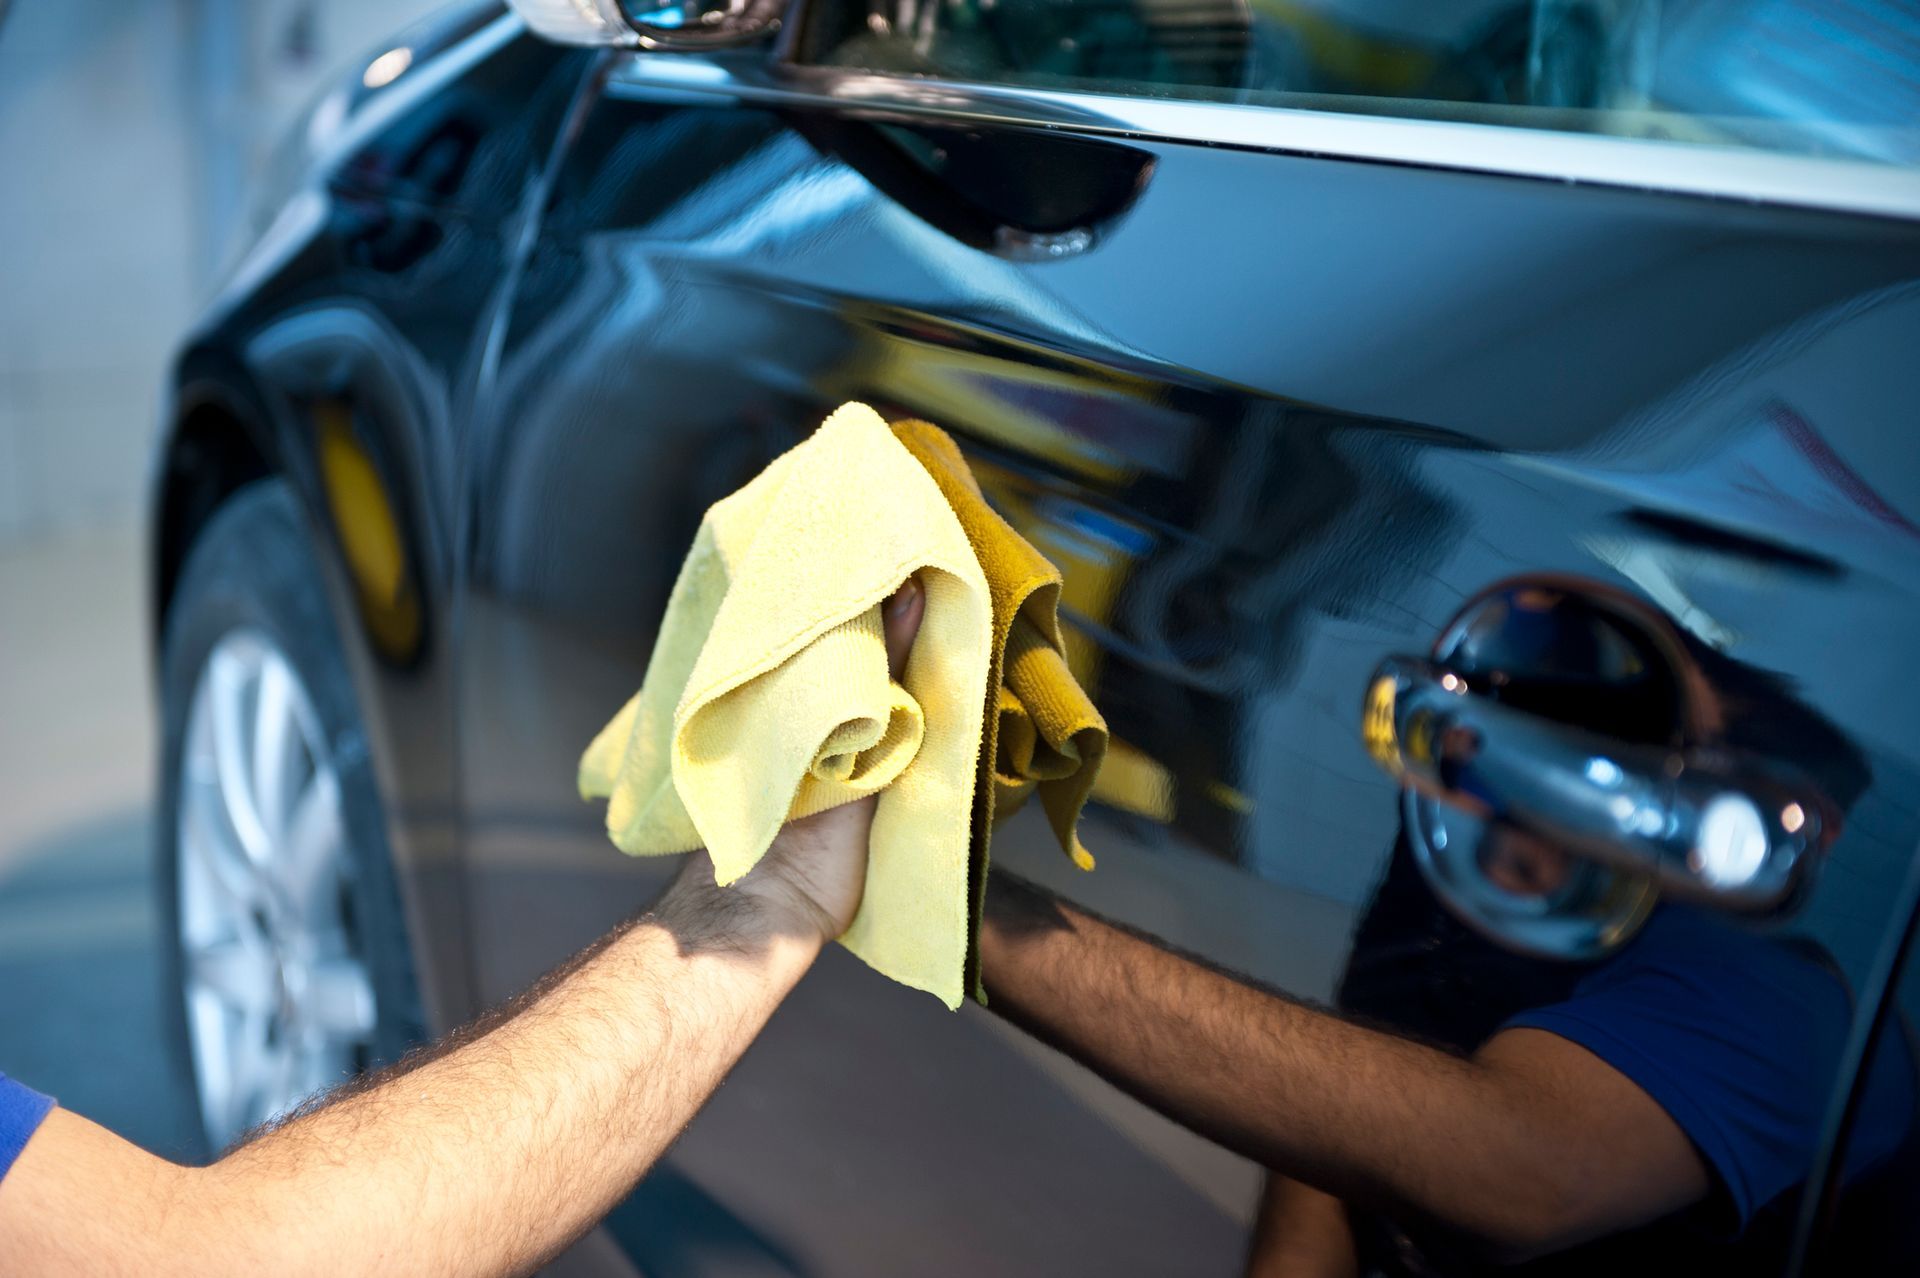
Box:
[200,862,815,1276]
[977,875,1684,1253]
[4,860,818,1277]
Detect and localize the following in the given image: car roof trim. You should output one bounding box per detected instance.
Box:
[608,55,1920,223]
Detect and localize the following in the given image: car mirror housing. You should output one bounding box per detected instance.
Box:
[508,0,785,50]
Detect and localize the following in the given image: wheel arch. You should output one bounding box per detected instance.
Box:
[151,346,280,651]
[150,333,479,1032]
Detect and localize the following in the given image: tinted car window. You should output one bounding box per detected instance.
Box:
[797,0,1920,165]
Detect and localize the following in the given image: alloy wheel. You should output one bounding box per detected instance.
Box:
[176,628,377,1150]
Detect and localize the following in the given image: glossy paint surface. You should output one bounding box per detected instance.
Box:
[158,8,1920,1273]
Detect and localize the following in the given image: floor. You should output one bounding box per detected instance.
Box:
[0,521,206,1162]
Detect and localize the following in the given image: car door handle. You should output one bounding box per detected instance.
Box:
[1363,656,1832,909]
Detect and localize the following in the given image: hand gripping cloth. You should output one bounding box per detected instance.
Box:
[888,420,1107,1000]
[578,403,992,1006]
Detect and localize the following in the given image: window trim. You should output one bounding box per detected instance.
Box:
[606,51,1920,223]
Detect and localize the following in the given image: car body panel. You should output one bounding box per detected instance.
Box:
[153,8,1920,1273]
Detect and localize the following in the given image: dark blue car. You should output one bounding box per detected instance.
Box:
[148,2,1920,1271]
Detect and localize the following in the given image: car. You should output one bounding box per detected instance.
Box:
[148,1,1920,1272]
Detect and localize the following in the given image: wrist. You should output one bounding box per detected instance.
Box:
[652,855,830,966]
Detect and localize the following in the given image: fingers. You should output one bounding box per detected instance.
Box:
[882,575,925,681]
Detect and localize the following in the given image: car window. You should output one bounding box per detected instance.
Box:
[795,0,1920,166]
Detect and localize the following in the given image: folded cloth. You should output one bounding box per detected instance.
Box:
[578,402,993,1007]
[889,420,1107,1000]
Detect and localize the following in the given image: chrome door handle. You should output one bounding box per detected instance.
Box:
[1364,657,1831,909]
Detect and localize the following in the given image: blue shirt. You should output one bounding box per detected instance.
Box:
[0,1073,53,1184]
[1507,904,1917,1230]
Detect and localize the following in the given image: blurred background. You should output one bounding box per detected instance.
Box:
[0,0,439,1158]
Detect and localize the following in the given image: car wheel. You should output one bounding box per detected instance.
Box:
[157,479,422,1153]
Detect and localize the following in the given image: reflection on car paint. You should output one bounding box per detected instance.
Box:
[157,11,1920,1271]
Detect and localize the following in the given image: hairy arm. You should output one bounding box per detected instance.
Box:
[0,580,925,1278]
[0,840,811,1277]
[979,875,1707,1262]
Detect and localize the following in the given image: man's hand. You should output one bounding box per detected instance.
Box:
[667,575,925,943]
[0,577,926,1277]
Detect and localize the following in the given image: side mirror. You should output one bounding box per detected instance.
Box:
[508,0,785,51]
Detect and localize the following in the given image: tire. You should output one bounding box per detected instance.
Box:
[157,479,423,1154]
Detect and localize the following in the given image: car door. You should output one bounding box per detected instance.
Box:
[458,1,1920,1272]
[455,63,1258,1278]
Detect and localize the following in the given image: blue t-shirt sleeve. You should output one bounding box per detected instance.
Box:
[1505,907,1914,1229]
[0,1073,55,1183]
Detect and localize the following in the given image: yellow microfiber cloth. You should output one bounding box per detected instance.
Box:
[578,402,993,1006]
[888,420,1108,999]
